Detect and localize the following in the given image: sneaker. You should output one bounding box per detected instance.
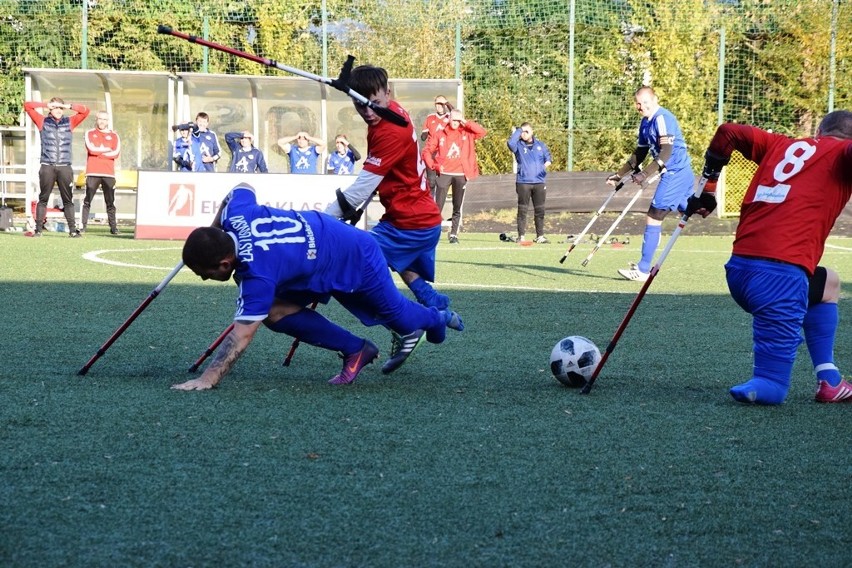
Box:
[328,340,379,385]
[815,378,852,403]
[32,230,43,238]
[381,329,426,374]
[617,268,649,282]
[448,235,459,244]
[69,229,82,238]
[534,235,549,244]
[517,234,527,243]
[110,228,120,235]
[628,261,639,270]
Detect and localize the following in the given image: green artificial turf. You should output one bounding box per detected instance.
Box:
[1,228,850,567]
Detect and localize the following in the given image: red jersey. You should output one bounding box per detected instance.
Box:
[363,100,442,230]
[85,128,121,177]
[422,120,487,181]
[709,124,852,275]
[422,112,449,142]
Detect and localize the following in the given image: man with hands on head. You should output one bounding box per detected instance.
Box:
[278,131,326,174]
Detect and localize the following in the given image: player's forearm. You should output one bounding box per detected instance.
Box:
[196,323,257,387]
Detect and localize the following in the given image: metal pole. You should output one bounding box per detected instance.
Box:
[455,22,461,80]
[717,26,725,126]
[567,0,575,172]
[322,0,328,79]
[827,0,838,112]
[202,16,209,73]
[81,0,88,70]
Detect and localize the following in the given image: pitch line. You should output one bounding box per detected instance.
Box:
[83,247,182,270]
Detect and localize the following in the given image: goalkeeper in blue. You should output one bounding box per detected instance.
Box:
[607,87,695,282]
[171,183,463,391]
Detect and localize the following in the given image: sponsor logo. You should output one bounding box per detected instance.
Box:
[168,184,194,216]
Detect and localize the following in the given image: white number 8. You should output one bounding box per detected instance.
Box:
[773,141,816,182]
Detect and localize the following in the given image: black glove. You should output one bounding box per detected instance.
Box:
[702,150,729,181]
[335,188,363,225]
[685,191,718,218]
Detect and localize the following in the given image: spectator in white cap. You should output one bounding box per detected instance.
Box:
[224,130,269,173]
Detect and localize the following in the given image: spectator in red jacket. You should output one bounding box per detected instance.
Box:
[24,97,90,237]
[82,111,121,234]
[422,109,487,243]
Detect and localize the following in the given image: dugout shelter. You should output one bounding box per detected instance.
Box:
[16,68,461,235]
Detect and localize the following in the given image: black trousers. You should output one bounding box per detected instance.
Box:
[82,176,118,230]
[434,174,467,237]
[516,182,546,237]
[36,164,76,232]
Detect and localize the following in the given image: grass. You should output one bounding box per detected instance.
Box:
[1,226,851,567]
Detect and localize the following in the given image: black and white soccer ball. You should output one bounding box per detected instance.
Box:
[549,336,602,388]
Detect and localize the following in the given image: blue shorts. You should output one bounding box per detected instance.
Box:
[370,221,440,282]
[651,168,695,211]
[725,255,807,365]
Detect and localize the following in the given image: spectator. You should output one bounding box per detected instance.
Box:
[192,112,221,172]
[608,86,695,282]
[23,97,90,237]
[326,134,361,175]
[423,108,487,244]
[224,131,268,173]
[421,95,452,197]
[172,122,202,172]
[690,109,852,405]
[277,131,326,174]
[507,122,552,243]
[82,110,121,234]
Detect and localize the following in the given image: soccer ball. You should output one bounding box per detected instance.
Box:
[549,336,602,388]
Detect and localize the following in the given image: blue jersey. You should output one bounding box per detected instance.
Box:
[172,136,203,172]
[507,130,552,184]
[638,107,691,172]
[192,129,221,172]
[221,186,382,321]
[288,145,321,174]
[327,149,357,175]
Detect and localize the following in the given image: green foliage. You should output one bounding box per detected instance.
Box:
[0,0,847,170]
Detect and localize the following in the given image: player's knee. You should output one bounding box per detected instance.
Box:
[823,268,840,303]
[647,206,667,222]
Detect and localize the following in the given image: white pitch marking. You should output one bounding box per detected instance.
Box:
[83,248,182,270]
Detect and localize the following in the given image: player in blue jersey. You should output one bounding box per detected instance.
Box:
[172,122,203,172]
[607,87,695,281]
[171,184,464,391]
[278,131,326,174]
[224,131,269,173]
[326,134,361,175]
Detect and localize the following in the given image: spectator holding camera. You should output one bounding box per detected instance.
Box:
[507,123,552,243]
[422,108,487,244]
[326,134,361,175]
[172,122,203,172]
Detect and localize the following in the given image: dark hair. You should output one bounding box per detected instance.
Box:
[817,110,852,139]
[348,65,388,99]
[195,112,210,120]
[182,227,233,270]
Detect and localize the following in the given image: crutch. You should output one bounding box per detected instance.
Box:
[157,25,408,127]
[580,172,662,268]
[282,301,319,367]
[580,178,708,395]
[78,261,185,375]
[188,323,235,372]
[559,181,624,263]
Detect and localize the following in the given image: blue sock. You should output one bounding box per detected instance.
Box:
[267,308,364,354]
[637,224,662,274]
[408,277,450,309]
[803,302,842,387]
[730,354,791,405]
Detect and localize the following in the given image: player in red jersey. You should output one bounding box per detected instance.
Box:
[692,110,852,404]
[325,65,458,374]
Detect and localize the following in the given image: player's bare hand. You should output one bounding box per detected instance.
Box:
[631,171,647,185]
[171,378,216,391]
[605,174,620,187]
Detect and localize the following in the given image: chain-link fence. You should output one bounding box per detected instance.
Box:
[1,0,848,213]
